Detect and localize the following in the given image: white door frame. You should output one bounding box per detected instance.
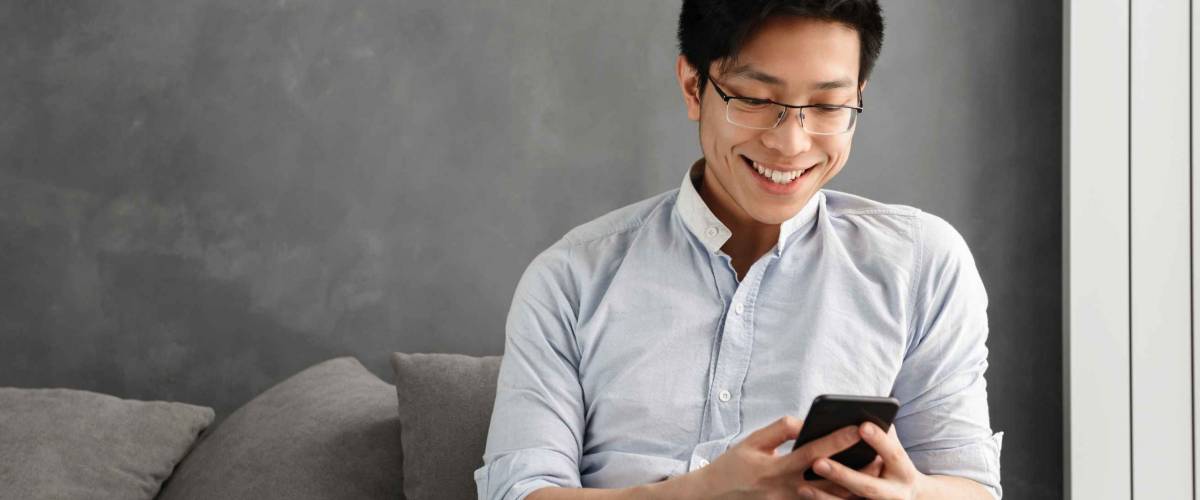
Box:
[1065,0,1194,498]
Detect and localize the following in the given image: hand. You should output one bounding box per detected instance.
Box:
[692,416,885,499]
[804,422,928,500]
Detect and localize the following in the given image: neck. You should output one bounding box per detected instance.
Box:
[697,165,779,269]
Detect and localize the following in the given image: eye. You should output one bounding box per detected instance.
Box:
[811,107,841,114]
[737,98,772,110]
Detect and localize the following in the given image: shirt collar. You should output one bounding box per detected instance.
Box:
[675,158,823,256]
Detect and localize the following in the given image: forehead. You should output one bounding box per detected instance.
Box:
[720,15,861,88]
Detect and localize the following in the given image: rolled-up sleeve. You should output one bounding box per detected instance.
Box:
[475,240,586,500]
[891,213,1003,499]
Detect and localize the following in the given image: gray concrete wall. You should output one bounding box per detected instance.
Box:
[0,1,1060,497]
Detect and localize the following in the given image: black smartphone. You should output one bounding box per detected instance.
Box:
[790,394,900,480]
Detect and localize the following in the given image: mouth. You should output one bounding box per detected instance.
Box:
[739,155,818,189]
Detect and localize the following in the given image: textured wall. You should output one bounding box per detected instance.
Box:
[0,1,1060,497]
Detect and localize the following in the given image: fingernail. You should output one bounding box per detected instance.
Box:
[862,423,875,436]
[814,460,830,474]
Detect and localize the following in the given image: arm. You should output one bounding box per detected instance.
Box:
[809,423,994,499]
[475,241,589,499]
[920,475,994,499]
[476,241,720,500]
[525,474,703,500]
[531,416,884,500]
[890,213,1002,498]
[809,213,1002,499]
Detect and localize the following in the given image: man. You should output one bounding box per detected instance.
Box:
[475,1,1003,499]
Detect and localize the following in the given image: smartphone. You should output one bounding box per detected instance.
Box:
[790,394,900,480]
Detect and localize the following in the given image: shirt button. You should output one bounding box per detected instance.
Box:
[733,302,744,315]
[718,390,732,402]
[705,227,719,237]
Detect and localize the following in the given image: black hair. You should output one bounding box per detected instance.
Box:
[677,0,884,94]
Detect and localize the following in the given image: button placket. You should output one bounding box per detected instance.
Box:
[705,321,740,435]
[707,292,749,433]
[719,266,763,437]
[704,248,762,439]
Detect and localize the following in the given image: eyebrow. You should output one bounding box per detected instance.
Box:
[726,64,855,91]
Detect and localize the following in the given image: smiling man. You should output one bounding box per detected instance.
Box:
[474,1,1003,499]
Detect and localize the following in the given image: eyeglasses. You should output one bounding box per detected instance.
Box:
[706,74,864,135]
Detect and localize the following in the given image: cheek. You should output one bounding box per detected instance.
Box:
[700,114,758,157]
[820,137,854,166]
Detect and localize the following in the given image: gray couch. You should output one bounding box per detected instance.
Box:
[0,353,503,500]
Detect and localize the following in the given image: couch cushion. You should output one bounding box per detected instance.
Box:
[0,387,213,500]
[157,357,404,500]
[391,352,501,500]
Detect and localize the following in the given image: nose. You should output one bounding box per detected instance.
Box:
[760,108,814,157]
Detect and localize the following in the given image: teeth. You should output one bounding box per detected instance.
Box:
[752,159,806,185]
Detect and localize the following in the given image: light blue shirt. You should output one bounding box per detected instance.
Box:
[475,159,1004,499]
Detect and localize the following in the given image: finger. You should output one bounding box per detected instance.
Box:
[742,416,804,451]
[859,422,914,478]
[806,477,854,496]
[811,457,900,499]
[859,455,884,478]
[796,483,845,500]
[786,425,861,471]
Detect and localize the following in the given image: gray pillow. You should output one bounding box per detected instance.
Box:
[390,352,501,500]
[0,387,213,500]
[157,357,404,500]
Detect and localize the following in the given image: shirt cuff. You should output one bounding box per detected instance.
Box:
[475,448,582,500]
[906,431,1004,499]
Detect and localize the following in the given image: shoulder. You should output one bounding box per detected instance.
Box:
[559,189,677,247]
[822,188,922,219]
[818,190,978,297]
[820,189,969,259]
[516,188,678,296]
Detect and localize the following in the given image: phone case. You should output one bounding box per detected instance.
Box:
[790,394,900,480]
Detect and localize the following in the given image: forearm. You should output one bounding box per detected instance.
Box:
[525,487,638,500]
[918,475,994,500]
[526,472,704,500]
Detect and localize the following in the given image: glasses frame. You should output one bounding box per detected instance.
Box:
[706,73,864,135]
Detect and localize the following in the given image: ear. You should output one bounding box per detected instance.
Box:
[675,54,703,122]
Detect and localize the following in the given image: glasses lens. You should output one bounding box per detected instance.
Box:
[803,107,856,134]
[726,99,784,129]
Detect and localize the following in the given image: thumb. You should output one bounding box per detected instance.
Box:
[741,416,803,451]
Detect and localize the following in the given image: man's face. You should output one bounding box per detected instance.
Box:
[677,15,864,225]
